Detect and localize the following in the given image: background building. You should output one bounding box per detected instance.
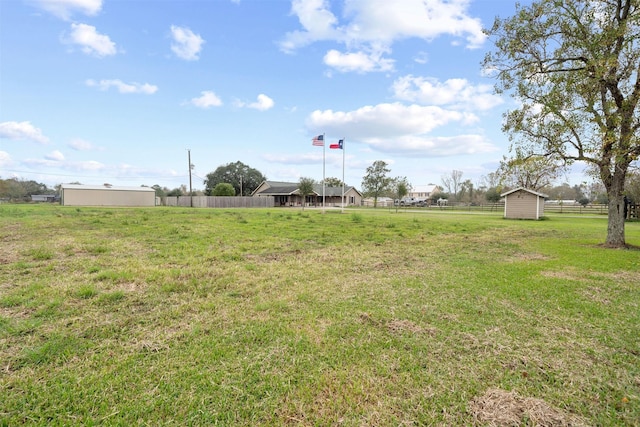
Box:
[60,184,156,207]
[252,181,362,207]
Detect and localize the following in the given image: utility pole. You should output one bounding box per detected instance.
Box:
[187,149,193,207]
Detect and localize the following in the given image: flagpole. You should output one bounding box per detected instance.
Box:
[341,138,345,213]
[322,133,326,213]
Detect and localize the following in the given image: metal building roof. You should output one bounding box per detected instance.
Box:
[60,184,155,192]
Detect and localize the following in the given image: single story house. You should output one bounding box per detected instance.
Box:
[60,184,156,207]
[501,187,548,220]
[252,181,362,207]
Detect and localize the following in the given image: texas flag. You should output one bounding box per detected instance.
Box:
[312,135,324,146]
[330,139,343,149]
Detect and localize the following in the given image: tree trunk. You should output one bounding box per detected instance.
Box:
[605,175,627,247]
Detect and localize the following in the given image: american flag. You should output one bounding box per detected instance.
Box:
[312,134,324,146]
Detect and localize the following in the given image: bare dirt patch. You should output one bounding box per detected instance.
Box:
[470,388,587,426]
[359,313,437,336]
[508,252,552,263]
[386,319,436,336]
[595,270,640,282]
[541,268,639,284]
[580,286,611,305]
[539,270,582,281]
[0,239,22,264]
[113,282,142,293]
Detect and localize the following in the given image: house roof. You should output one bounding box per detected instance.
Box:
[61,184,155,192]
[315,184,355,197]
[411,184,440,193]
[500,187,548,198]
[252,180,361,197]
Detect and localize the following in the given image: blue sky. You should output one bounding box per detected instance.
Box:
[2,0,583,192]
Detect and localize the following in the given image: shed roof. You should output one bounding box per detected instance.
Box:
[500,187,548,198]
[61,184,155,192]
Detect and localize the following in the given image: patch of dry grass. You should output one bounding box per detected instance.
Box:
[470,388,588,426]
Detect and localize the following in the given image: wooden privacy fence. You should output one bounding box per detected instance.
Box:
[162,196,274,208]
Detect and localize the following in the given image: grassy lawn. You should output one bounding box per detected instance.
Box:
[1,205,638,426]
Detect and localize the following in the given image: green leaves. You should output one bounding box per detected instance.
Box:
[485,0,640,246]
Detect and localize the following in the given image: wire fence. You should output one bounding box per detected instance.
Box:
[159,197,628,217]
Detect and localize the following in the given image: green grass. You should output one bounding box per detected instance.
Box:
[0,205,638,426]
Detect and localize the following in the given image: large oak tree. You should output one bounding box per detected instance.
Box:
[204,161,266,196]
[484,0,640,247]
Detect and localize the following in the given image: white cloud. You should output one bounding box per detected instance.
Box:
[280,0,486,73]
[367,134,498,156]
[340,0,486,48]
[392,75,503,111]
[307,102,476,137]
[280,0,341,53]
[263,151,327,164]
[65,23,117,57]
[86,79,158,94]
[248,94,274,111]
[305,102,497,157]
[413,52,429,64]
[76,160,105,171]
[263,151,345,166]
[0,121,50,144]
[45,150,65,161]
[22,158,60,168]
[170,25,205,61]
[20,157,178,182]
[323,49,394,73]
[68,138,99,151]
[189,91,223,108]
[111,164,183,179]
[22,157,105,171]
[29,0,102,20]
[0,151,12,167]
[234,94,275,111]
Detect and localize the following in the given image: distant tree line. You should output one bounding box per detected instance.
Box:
[0,161,268,202]
[357,161,640,209]
[0,178,56,202]
[0,177,192,202]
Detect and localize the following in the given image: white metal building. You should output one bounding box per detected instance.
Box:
[60,184,156,207]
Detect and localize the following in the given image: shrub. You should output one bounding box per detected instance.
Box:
[212,183,236,196]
